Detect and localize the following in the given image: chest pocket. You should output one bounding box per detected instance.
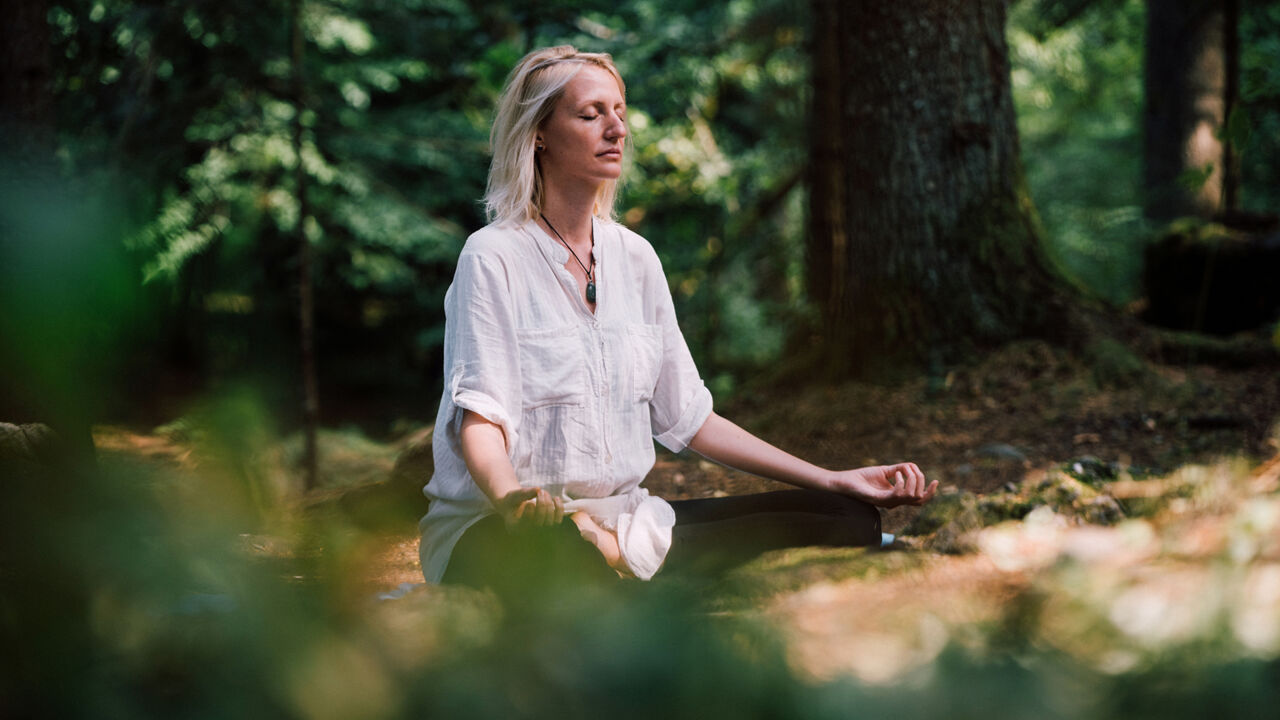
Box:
[516,326,586,409]
[626,323,664,403]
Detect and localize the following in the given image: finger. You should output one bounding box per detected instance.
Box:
[513,499,531,521]
[897,467,916,497]
[505,487,537,510]
[907,463,924,488]
[543,491,557,526]
[531,490,545,525]
[553,496,565,524]
[893,471,906,496]
[916,468,936,497]
[923,479,940,501]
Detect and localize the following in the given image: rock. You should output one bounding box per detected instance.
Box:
[977,443,1028,463]
[1143,216,1280,334]
[0,422,64,482]
[1067,456,1120,486]
[904,489,974,536]
[1081,495,1126,526]
[1084,338,1148,388]
[905,490,984,554]
[977,493,1035,524]
[1033,472,1097,509]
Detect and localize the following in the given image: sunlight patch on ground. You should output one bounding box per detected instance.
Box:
[765,454,1280,685]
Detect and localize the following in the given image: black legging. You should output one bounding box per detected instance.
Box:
[441,489,881,594]
[666,489,881,573]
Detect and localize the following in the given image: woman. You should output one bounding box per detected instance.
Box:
[419,46,936,590]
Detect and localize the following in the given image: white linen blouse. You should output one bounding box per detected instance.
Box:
[418,217,713,582]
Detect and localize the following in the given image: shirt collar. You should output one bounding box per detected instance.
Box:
[525,216,605,266]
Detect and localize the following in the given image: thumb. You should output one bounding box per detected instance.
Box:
[501,487,538,507]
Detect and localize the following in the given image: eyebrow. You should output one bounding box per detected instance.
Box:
[576,100,627,111]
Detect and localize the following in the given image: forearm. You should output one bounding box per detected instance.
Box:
[686,412,834,491]
[459,410,522,507]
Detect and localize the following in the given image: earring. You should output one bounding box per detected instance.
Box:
[536,142,545,151]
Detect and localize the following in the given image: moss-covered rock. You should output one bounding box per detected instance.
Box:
[1143,217,1280,334]
[1084,337,1149,389]
[1065,456,1122,486]
[903,489,987,554]
[709,545,929,609]
[904,467,1135,555]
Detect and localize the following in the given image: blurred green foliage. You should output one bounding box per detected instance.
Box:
[1238,1,1280,211]
[5,414,1280,717]
[1009,0,1149,307]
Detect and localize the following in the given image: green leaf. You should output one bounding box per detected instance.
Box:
[1176,163,1215,192]
[1225,106,1251,153]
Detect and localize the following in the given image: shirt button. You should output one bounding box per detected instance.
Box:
[606,452,613,463]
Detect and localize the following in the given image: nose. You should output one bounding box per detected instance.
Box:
[606,112,627,141]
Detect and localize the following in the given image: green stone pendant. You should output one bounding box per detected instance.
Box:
[586,280,597,303]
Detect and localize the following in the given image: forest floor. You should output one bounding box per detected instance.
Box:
[92,339,1280,687]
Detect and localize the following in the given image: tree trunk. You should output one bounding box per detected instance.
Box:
[0,0,54,151]
[292,0,320,491]
[1221,0,1240,212]
[807,0,849,364]
[806,0,1065,377]
[1143,0,1237,221]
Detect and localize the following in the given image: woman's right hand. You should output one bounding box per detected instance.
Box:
[495,486,565,529]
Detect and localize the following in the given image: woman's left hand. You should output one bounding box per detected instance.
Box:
[828,463,938,508]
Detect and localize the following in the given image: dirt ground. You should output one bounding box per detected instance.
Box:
[96,339,1280,578]
[92,340,1280,683]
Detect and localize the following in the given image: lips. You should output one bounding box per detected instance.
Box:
[597,148,622,159]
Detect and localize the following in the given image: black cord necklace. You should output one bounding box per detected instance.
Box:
[541,213,596,303]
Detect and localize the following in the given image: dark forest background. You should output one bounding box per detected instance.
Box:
[4,0,1278,446]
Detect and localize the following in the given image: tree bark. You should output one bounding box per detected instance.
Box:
[0,0,54,151]
[1143,0,1236,221]
[1221,0,1240,212]
[808,0,849,361]
[806,0,1066,377]
[292,0,320,490]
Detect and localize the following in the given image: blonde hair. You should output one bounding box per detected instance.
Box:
[484,46,626,226]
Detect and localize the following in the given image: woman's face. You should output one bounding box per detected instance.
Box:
[537,65,627,191]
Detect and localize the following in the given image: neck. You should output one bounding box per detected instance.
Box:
[540,179,599,245]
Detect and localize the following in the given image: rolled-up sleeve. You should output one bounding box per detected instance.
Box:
[443,252,521,453]
[645,251,713,453]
